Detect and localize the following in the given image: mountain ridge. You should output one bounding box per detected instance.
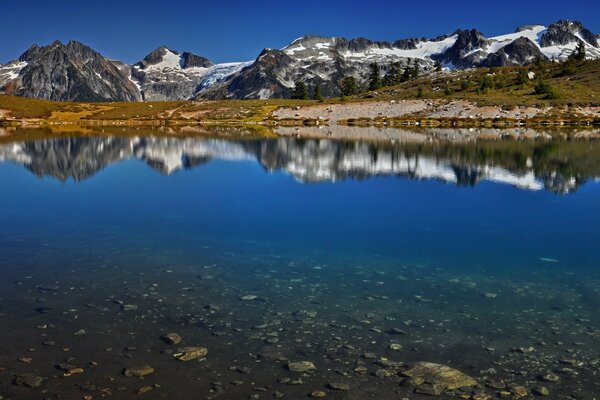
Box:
[0,19,599,102]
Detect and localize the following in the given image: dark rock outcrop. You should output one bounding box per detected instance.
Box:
[15,41,141,102]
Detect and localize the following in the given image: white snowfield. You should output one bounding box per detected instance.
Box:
[131,48,250,100]
[283,24,599,64]
[0,61,27,87]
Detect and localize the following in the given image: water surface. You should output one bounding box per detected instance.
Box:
[0,129,599,399]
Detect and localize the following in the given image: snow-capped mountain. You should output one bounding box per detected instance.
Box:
[0,136,588,193]
[130,46,250,101]
[0,20,598,101]
[202,20,600,99]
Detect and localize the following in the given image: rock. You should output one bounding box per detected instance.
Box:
[540,373,559,382]
[486,378,506,389]
[402,362,477,392]
[512,386,528,397]
[161,333,182,345]
[310,391,327,398]
[122,304,138,311]
[240,295,258,301]
[287,361,316,373]
[415,382,446,395]
[533,386,550,396]
[327,382,350,391]
[136,386,153,394]
[472,394,493,400]
[13,373,45,388]
[173,346,208,361]
[37,284,59,291]
[123,366,155,377]
[388,343,402,351]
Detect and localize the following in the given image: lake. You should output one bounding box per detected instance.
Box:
[0,128,599,399]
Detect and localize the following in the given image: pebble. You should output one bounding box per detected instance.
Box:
[160,332,182,345]
[287,361,316,372]
[533,386,550,396]
[327,382,350,391]
[123,366,155,378]
[13,373,45,388]
[310,391,327,398]
[173,346,208,361]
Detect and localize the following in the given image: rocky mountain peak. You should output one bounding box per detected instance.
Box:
[541,20,598,47]
[180,52,213,69]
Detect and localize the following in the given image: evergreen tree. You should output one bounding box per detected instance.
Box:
[383,62,401,87]
[516,70,530,85]
[340,76,358,97]
[291,81,308,100]
[368,62,382,91]
[400,66,411,83]
[313,83,323,101]
[569,41,586,62]
[410,59,420,79]
[434,61,442,72]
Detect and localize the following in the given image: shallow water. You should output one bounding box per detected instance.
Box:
[0,130,599,399]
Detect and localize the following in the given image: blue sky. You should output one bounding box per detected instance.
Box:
[1,0,598,64]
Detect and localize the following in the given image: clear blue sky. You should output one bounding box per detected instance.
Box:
[1,0,598,64]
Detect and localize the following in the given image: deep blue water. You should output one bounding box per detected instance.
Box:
[0,134,599,399]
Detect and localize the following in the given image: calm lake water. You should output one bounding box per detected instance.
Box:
[0,129,599,399]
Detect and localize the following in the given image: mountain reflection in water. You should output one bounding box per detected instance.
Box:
[1,134,598,193]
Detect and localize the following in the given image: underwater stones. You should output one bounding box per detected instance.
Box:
[327,382,350,391]
[13,373,45,388]
[388,328,407,335]
[539,373,559,382]
[240,295,258,301]
[512,386,528,397]
[512,346,534,354]
[173,346,208,361]
[414,382,446,395]
[160,332,182,345]
[403,362,477,394]
[388,343,403,351]
[123,366,155,377]
[533,386,550,396]
[122,304,138,311]
[309,391,327,398]
[37,284,59,291]
[485,378,506,389]
[472,394,493,400]
[287,361,316,372]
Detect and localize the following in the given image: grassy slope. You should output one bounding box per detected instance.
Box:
[1,60,599,123]
[371,59,600,107]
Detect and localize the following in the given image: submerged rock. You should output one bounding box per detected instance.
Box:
[161,332,182,345]
[287,361,316,372]
[403,362,477,394]
[123,365,155,377]
[13,373,45,388]
[173,346,208,361]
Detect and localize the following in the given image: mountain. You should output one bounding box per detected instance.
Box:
[0,19,598,101]
[0,136,590,193]
[0,41,141,102]
[130,46,249,101]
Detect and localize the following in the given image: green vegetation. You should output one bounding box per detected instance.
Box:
[313,83,323,101]
[291,81,308,100]
[368,59,600,107]
[368,62,382,91]
[340,76,359,97]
